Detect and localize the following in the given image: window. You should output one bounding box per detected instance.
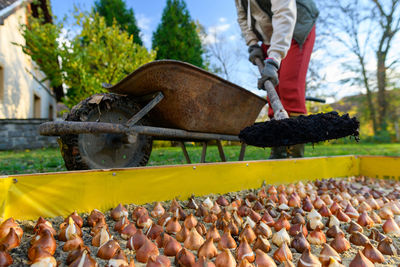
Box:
[33,94,41,118]
[49,104,53,120]
[0,66,3,101]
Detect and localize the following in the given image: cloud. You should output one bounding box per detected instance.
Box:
[203,18,232,45]
[136,13,153,49]
[137,13,151,31]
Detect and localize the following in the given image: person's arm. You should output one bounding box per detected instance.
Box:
[235,0,259,46]
[267,0,297,65]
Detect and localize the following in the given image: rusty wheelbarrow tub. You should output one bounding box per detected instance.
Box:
[39,60,267,170]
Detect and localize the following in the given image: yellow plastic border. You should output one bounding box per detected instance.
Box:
[0,155,398,220]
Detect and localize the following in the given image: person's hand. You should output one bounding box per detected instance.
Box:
[248,44,265,65]
[258,58,279,89]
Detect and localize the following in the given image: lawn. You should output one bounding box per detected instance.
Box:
[0,143,399,175]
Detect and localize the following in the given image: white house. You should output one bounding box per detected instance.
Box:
[0,0,56,119]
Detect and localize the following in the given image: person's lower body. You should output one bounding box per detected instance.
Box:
[262,26,316,159]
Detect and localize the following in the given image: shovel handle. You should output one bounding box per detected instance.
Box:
[254,58,289,120]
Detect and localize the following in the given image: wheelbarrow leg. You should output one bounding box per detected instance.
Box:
[217,140,226,162]
[239,143,246,161]
[179,141,191,164]
[201,142,208,163]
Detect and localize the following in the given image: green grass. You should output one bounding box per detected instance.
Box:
[1,143,399,175]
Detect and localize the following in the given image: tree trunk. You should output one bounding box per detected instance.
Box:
[359,56,378,134]
[376,51,388,131]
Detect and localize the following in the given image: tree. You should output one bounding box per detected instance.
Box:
[152,0,204,68]
[27,0,65,101]
[319,0,400,134]
[18,11,156,107]
[94,0,143,45]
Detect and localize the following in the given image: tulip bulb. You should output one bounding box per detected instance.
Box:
[146,255,171,267]
[206,224,221,242]
[28,229,56,261]
[298,247,321,267]
[127,230,146,251]
[132,207,150,222]
[346,221,363,234]
[289,223,307,237]
[175,248,196,267]
[377,237,398,256]
[97,239,120,260]
[137,214,153,230]
[63,235,84,252]
[335,209,351,223]
[151,202,165,218]
[253,235,271,253]
[69,249,97,267]
[189,235,214,259]
[368,229,386,242]
[121,223,137,240]
[349,251,374,267]
[273,242,292,263]
[0,218,23,240]
[327,257,345,267]
[236,237,254,263]
[0,245,12,266]
[218,229,237,250]
[379,206,394,220]
[327,215,340,228]
[330,232,350,253]
[216,196,230,206]
[183,228,204,251]
[319,244,341,266]
[307,227,326,245]
[165,217,181,234]
[240,224,256,244]
[183,214,198,229]
[0,228,20,250]
[203,197,214,210]
[291,232,310,253]
[348,231,369,247]
[136,238,159,263]
[146,223,163,240]
[254,249,276,267]
[92,227,110,247]
[308,218,324,231]
[215,249,236,267]
[164,236,182,257]
[30,253,57,267]
[272,228,290,247]
[176,225,189,242]
[362,242,384,264]
[87,209,105,227]
[357,211,374,228]
[382,217,400,236]
[326,225,343,239]
[344,203,359,219]
[111,204,129,221]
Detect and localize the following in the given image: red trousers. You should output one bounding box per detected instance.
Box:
[262,26,316,118]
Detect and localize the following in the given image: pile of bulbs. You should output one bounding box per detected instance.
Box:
[1,176,400,266]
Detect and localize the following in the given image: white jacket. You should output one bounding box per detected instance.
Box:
[235,0,296,65]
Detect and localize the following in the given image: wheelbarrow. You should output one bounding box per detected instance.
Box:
[39,60,267,170]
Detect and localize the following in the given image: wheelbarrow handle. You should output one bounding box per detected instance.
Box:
[254,58,289,120]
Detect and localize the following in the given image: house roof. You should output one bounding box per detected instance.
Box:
[0,0,19,11]
[0,0,25,25]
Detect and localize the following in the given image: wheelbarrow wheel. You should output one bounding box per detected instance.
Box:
[59,93,153,170]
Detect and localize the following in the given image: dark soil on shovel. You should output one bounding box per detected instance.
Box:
[239,112,360,147]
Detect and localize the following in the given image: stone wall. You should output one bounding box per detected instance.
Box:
[0,119,58,150]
